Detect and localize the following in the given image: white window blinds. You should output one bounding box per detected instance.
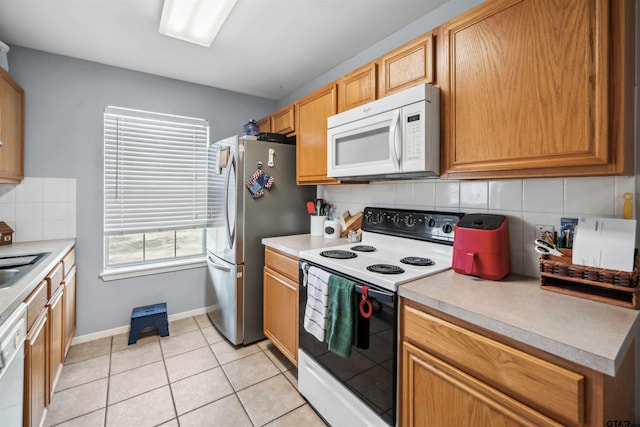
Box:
[104,106,209,236]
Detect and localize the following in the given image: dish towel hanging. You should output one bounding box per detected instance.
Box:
[246,168,274,199]
[326,275,355,357]
[303,266,331,342]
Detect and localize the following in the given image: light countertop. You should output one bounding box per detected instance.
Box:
[262,234,639,377]
[261,234,349,257]
[0,239,76,325]
[399,270,639,376]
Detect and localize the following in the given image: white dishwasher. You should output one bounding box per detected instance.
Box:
[0,303,26,427]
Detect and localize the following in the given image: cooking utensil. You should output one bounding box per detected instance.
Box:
[306,201,316,214]
[534,239,563,257]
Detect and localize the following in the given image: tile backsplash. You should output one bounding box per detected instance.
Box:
[0,177,76,242]
[319,176,636,278]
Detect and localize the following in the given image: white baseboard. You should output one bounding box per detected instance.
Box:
[71,305,213,345]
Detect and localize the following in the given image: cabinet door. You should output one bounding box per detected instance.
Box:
[0,68,24,183]
[295,83,339,185]
[24,309,48,427]
[271,104,295,135]
[338,62,377,112]
[63,265,77,357]
[440,0,634,179]
[48,285,64,400]
[379,33,434,97]
[263,266,298,366]
[401,341,560,427]
[256,116,271,133]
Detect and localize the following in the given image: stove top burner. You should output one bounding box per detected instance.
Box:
[350,245,376,252]
[400,257,435,266]
[320,250,357,259]
[366,264,405,275]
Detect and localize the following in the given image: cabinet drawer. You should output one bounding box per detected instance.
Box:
[24,280,47,331]
[403,304,584,425]
[47,262,63,299]
[264,247,298,282]
[61,247,75,278]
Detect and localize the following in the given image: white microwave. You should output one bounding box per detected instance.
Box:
[327,83,440,180]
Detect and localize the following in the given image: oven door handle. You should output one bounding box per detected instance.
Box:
[354,284,394,304]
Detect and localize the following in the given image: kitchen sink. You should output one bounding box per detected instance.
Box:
[0,252,50,289]
[0,269,22,288]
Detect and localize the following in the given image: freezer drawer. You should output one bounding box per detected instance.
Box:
[206,254,243,345]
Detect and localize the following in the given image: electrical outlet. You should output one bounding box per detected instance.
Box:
[535,224,555,243]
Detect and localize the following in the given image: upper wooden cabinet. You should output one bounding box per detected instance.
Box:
[0,67,24,184]
[271,104,295,135]
[256,116,270,133]
[338,62,378,113]
[439,0,635,179]
[379,33,435,97]
[295,82,339,185]
[257,104,295,135]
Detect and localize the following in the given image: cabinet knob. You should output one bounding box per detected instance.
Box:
[0,140,3,147]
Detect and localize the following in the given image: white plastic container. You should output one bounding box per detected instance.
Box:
[0,42,9,72]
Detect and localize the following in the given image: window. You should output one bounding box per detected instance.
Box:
[103,106,209,277]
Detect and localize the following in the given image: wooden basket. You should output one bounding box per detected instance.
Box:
[539,248,639,309]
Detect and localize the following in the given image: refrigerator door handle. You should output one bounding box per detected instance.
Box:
[207,255,232,272]
[223,150,236,249]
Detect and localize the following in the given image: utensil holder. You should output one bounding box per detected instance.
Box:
[310,216,327,236]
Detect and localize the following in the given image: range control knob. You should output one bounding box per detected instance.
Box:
[442,223,454,234]
[364,213,374,224]
[427,217,437,228]
[392,214,401,224]
[405,215,416,227]
[376,212,385,223]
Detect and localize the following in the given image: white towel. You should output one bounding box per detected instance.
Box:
[303,266,331,342]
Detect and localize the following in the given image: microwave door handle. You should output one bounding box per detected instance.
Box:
[389,110,401,171]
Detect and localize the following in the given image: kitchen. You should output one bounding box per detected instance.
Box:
[0,0,638,426]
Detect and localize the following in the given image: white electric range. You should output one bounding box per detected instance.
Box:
[297,206,465,427]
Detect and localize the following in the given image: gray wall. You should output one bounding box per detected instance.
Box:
[277,0,484,108]
[7,46,276,335]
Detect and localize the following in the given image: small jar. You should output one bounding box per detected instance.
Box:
[242,119,259,136]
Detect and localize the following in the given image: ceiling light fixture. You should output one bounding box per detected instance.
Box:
[159,0,238,47]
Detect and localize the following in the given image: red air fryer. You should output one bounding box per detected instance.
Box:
[452,214,511,280]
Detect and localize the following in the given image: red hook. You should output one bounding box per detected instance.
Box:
[359,286,372,319]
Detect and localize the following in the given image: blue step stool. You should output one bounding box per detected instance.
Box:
[128,302,169,345]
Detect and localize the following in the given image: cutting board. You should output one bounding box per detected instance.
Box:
[341,211,363,236]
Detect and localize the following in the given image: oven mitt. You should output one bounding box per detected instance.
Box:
[246,169,274,199]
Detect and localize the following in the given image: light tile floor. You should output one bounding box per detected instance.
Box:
[44,314,328,427]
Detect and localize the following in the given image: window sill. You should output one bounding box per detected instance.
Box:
[100,257,207,281]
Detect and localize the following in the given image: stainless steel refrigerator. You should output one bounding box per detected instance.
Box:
[206,135,315,345]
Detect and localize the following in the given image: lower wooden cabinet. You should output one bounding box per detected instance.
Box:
[62,264,76,357]
[263,247,299,366]
[23,246,77,427]
[400,299,635,426]
[403,342,561,426]
[48,285,64,401]
[24,309,48,427]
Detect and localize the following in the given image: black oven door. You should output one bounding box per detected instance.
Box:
[298,261,397,426]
